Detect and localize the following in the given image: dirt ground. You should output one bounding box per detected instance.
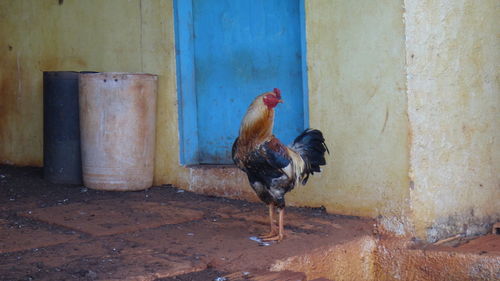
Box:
[3,165,498,281]
[0,165,373,281]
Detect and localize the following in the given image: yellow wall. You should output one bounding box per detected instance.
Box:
[0,0,183,181]
[405,0,500,240]
[289,0,411,234]
[1,0,498,241]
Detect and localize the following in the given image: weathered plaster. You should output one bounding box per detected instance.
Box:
[404,0,500,240]
[0,0,143,164]
[290,0,411,231]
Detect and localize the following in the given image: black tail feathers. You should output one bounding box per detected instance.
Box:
[291,128,329,185]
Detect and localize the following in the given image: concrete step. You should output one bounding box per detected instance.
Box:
[224,270,306,281]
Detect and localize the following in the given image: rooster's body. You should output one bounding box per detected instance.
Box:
[232,88,328,241]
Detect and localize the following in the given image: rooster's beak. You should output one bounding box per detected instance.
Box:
[278,99,284,104]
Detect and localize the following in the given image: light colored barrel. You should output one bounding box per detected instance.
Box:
[79,72,157,191]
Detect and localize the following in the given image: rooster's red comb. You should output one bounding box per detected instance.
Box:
[273,88,281,99]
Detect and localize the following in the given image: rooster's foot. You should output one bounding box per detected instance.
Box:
[258,229,278,239]
[261,233,284,242]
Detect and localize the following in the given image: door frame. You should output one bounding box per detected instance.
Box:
[173,0,310,165]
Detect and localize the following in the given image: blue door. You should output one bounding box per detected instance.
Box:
[175,0,308,165]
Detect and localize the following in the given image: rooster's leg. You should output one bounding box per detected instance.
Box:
[262,208,285,242]
[259,204,277,239]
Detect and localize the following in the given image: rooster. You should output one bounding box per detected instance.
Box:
[232,88,329,242]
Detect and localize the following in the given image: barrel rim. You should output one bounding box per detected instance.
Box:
[43,71,80,80]
[79,72,158,79]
